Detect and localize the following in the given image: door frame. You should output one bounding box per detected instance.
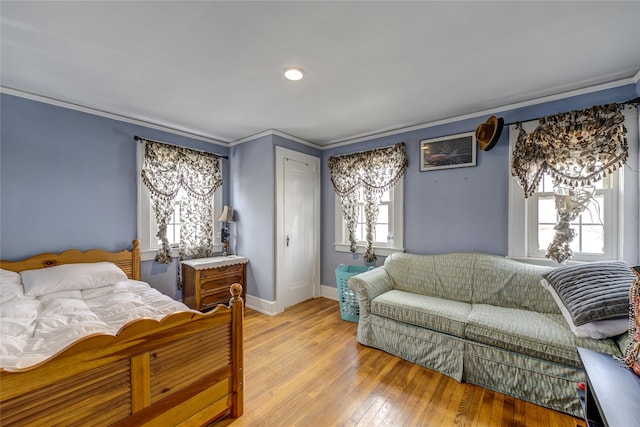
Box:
[275,146,321,313]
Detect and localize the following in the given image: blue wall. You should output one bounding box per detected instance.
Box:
[230,133,320,301]
[0,93,229,296]
[320,84,640,286]
[2,83,638,298]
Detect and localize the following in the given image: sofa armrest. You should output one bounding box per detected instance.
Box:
[616,332,630,356]
[348,267,393,315]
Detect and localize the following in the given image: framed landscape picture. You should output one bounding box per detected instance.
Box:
[420,132,476,171]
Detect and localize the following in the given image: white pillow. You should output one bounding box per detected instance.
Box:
[540,279,628,339]
[1,269,22,285]
[1,269,24,303]
[20,262,128,297]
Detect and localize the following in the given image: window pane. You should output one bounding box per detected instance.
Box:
[583,195,604,224]
[377,205,389,223]
[538,197,556,223]
[375,224,388,243]
[538,224,555,251]
[380,189,390,202]
[173,225,181,245]
[581,225,604,254]
[537,174,554,192]
[569,229,580,253]
[355,223,364,242]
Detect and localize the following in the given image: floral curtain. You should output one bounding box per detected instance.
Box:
[328,143,408,262]
[141,140,222,263]
[511,103,628,263]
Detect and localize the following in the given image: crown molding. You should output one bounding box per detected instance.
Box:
[0,86,230,147]
[4,73,637,152]
[230,129,321,150]
[321,76,637,150]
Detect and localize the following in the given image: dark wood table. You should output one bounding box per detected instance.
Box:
[577,347,640,427]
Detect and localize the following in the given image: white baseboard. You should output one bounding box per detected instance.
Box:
[245,294,278,316]
[320,284,338,301]
[245,286,338,316]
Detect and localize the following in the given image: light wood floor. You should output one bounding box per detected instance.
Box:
[216,297,585,427]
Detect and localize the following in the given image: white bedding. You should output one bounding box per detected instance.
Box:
[0,278,192,371]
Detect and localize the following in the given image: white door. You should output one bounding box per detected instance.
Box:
[276,147,320,312]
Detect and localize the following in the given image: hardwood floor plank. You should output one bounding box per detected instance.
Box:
[215,298,585,427]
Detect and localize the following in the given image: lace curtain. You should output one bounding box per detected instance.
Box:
[328,143,408,262]
[141,140,223,263]
[511,103,628,263]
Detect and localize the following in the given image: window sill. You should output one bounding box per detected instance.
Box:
[506,256,590,267]
[334,243,405,257]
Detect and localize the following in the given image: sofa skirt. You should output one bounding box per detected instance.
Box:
[464,340,585,416]
[359,314,584,417]
[364,315,465,381]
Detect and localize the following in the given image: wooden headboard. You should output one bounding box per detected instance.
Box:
[0,240,141,280]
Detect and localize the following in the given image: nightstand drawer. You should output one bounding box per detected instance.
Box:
[201,263,243,279]
[200,291,231,309]
[201,275,243,294]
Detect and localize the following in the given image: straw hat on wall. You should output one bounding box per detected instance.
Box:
[475,116,504,151]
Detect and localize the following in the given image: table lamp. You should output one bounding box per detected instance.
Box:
[218,206,234,256]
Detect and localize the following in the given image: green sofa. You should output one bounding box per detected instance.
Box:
[348,252,626,416]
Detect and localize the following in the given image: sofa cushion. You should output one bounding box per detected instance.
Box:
[465,304,621,367]
[371,290,471,338]
[384,253,473,302]
[471,255,558,313]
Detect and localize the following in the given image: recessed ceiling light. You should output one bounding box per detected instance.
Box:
[283,67,305,81]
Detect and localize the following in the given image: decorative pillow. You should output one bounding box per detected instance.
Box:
[541,261,636,326]
[540,279,628,339]
[20,262,128,297]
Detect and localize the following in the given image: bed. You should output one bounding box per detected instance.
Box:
[0,240,243,426]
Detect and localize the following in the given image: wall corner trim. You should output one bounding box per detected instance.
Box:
[245,295,278,316]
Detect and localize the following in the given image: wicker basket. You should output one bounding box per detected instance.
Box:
[335,264,374,322]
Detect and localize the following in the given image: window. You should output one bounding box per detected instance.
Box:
[508,107,638,264]
[165,189,183,246]
[334,179,404,256]
[137,142,222,261]
[526,172,617,261]
[352,187,391,244]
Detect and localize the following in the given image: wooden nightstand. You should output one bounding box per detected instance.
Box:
[181,256,248,311]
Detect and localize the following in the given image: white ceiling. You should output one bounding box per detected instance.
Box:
[1,1,639,147]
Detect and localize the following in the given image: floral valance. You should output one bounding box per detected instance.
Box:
[142,141,223,203]
[328,143,408,262]
[328,142,408,197]
[512,103,628,198]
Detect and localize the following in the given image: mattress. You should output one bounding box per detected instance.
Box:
[1,279,190,371]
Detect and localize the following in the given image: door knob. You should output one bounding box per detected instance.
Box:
[286,236,290,247]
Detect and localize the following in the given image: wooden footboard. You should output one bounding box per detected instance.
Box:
[0,286,244,427]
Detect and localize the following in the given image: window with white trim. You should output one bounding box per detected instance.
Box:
[136,143,223,261]
[334,179,404,257]
[526,172,617,261]
[508,108,638,265]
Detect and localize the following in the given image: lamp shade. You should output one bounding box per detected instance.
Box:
[218,206,234,222]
